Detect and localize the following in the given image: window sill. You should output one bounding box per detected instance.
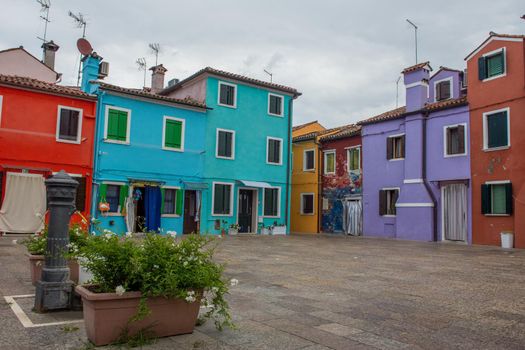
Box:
[482,73,506,82]
[162,147,184,152]
[484,214,511,217]
[104,139,130,145]
[324,172,336,175]
[262,215,281,219]
[483,146,510,152]
[216,155,235,160]
[268,113,283,118]
[56,138,81,144]
[444,153,467,158]
[162,214,181,218]
[382,215,396,218]
[388,158,404,162]
[303,169,315,172]
[212,213,233,217]
[217,103,236,109]
[267,162,283,166]
[300,213,315,216]
[104,213,124,217]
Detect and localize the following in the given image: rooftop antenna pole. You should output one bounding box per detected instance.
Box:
[149,43,160,66]
[396,76,401,108]
[136,57,147,88]
[69,11,87,86]
[406,19,418,64]
[36,0,51,57]
[263,69,273,83]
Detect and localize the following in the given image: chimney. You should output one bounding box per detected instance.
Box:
[149,64,167,93]
[41,40,60,70]
[81,52,102,94]
[402,62,432,112]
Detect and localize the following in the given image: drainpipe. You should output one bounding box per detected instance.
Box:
[89,89,105,231]
[315,136,322,233]
[285,97,293,233]
[422,111,438,241]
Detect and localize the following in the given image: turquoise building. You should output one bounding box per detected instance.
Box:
[81,53,208,235]
[161,68,301,234]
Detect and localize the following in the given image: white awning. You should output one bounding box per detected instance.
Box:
[238,180,273,188]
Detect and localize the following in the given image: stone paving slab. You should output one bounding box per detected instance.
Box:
[1,234,525,349]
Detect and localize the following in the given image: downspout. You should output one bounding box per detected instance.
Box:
[315,136,322,233]
[285,97,293,233]
[422,111,438,241]
[89,89,105,230]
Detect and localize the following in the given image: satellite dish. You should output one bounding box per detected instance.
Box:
[77,38,93,55]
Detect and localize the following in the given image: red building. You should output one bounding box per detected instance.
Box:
[466,33,525,248]
[0,75,97,233]
[319,124,362,234]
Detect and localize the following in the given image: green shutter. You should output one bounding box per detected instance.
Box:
[478,56,487,80]
[165,120,182,149]
[107,109,119,140]
[487,112,508,148]
[487,52,504,77]
[505,183,513,215]
[119,185,128,213]
[176,189,183,216]
[160,188,165,214]
[99,184,107,202]
[117,111,128,141]
[481,184,491,214]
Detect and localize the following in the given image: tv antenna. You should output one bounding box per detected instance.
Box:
[406,19,418,64]
[396,76,401,108]
[149,43,160,66]
[263,69,273,83]
[136,57,147,88]
[69,11,88,86]
[36,0,51,47]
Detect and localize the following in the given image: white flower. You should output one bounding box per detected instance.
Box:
[211,287,219,293]
[104,233,112,239]
[230,278,239,286]
[183,261,188,267]
[125,232,133,238]
[91,231,96,235]
[115,285,125,296]
[12,239,17,245]
[167,231,177,238]
[185,290,196,303]
[153,264,159,269]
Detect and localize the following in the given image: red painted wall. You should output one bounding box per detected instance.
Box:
[467,37,525,248]
[0,85,97,221]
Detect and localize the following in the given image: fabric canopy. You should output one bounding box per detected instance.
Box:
[0,173,46,233]
[237,180,273,188]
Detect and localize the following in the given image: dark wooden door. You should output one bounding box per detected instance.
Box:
[238,189,253,233]
[183,190,197,234]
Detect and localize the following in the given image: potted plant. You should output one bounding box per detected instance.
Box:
[271,223,287,235]
[228,224,240,235]
[260,224,271,235]
[22,223,88,285]
[75,232,233,346]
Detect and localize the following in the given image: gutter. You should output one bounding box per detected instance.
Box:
[422,110,438,241]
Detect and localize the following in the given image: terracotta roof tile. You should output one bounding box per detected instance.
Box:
[292,131,318,142]
[160,67,301,97]
[424,96,467,111]
[358,106,407,125]
[319,124,361,142]
[488,32,525,39]
[0,75,95,99]
[292,120,321,131]
[95,81,207,109]
[402,61,432,74]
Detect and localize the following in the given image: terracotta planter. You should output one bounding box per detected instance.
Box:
[76,285,201,346]
[28,254,80,286]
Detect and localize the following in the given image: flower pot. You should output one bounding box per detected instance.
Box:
[76,285,201,346]
[228,228,238,235]
[271,226,287,235]
[28,254,79,286]
[261,227,271,235]
[501,231,514,249]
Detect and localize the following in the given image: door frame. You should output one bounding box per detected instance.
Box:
[440,183,467,242]
[236,187,258,233]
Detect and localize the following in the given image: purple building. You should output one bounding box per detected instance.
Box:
[360,62,471,243]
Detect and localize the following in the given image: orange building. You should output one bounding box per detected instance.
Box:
[465,33,525,248]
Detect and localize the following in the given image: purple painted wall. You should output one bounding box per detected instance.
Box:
[362,65,471,243]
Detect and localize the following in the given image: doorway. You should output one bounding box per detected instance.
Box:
[342,197,362,236]
[183,190,198,234]
[132,186,146,232]
[238,189,256,233]
[442,183,468,242]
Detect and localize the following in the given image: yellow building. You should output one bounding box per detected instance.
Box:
[290,121,326,233]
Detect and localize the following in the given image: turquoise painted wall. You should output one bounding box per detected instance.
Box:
[200,76,293,233]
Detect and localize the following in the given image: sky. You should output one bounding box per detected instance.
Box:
[1,1,523,127]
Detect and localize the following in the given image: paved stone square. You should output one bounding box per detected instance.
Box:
[1,234,525,349]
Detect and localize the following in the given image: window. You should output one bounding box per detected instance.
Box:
[324,150,335,174]
[444,124,466,156]
[105,107,130,143]
[379,189,399,216]
[216,129,235,159]
[213,183,233,216]
[267,137,282,165]
[435,79,451,101]
[347,146,361,172]
[482,182,512,215]
[300,193,314,215]
[268,93,283,116]
[163,117,184,151]
[303,149,315,171]
[162,188,183,216]
[478,48,505,80]
[263,187,280,217]
[57,106,82,143]
[75,177,87,212]
[218,82,236,107]
[99,183,128,214]
[387,135,405,160]
[483,108,510,150]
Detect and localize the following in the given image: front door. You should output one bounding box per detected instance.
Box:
[238,189,254,233]
[443,183,468,242]
[183,190,197,234]
[343,198,362,236]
